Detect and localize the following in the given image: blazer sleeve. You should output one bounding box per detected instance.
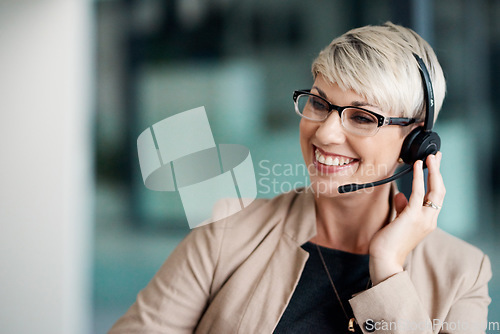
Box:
[108,222,225,334]
[348,255,492,334]
[439,254,492,333]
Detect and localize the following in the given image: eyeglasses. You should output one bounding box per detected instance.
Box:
[293,90,416,136]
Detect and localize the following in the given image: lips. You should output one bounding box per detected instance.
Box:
[313,146,359,173]
[315,148,355,166]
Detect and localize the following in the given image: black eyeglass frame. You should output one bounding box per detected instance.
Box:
[293,89,417,129]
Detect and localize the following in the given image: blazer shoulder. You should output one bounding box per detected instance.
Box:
[411,228,491,288]
[422,228,486,262]
[190,191,303,298]
[194,190,300,238]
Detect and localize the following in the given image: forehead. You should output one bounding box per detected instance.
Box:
[312,75,382,112]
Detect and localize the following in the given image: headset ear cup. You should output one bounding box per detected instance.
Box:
[400,127,422,164]
[400,127,441,165]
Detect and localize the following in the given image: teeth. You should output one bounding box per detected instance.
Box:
[315,148,353,166]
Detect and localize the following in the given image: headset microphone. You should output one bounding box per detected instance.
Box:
[338,53,441,194]
[338,166,413,193]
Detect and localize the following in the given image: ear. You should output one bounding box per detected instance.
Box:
[411,121,425,131]
[401,121,424,137]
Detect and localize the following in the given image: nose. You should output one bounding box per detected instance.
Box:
[315,112,347,144]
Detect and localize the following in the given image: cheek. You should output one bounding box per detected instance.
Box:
[299,119,308,138]
[299,119,315,150]
[357,134,405,170]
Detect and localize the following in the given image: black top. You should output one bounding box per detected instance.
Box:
[273,242,370,334]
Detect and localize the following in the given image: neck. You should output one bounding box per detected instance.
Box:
[311,183,393,254]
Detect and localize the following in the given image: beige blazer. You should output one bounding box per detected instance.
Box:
[109,189,491,334]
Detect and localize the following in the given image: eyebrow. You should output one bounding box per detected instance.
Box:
[312,85,380,110]
[351,101,379,109]
[312,86,328,99]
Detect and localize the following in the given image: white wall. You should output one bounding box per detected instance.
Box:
[0,1,93,333]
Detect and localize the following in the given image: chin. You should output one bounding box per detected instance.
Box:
[309,178,342,198]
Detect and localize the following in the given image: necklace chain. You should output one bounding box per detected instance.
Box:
[315,243,371,333]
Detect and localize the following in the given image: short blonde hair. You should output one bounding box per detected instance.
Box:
[312,22,446,121]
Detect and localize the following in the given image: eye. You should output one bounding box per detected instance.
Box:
[347,109,377,125]
[310,96,329,112]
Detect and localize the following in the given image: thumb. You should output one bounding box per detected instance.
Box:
[394,192,408,217]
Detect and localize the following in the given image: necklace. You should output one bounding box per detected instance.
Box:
[315,244,371,333]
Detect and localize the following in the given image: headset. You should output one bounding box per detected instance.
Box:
[338,53,441,193]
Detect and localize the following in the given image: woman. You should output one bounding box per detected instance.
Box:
[109,22,491,333]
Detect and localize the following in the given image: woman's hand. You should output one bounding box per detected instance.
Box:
[369,152,445,285]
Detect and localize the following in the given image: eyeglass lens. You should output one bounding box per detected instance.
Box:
[296,94,379,135]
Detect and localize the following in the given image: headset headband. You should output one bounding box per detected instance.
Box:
[413,53,435,132]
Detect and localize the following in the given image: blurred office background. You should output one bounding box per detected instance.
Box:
[1,0,500,333]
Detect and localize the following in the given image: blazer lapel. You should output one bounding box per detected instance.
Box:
[237,237,309,333]
[238,190,317,333]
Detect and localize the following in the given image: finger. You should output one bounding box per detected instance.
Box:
[408,160,425,208]
[425,152,445,206]
[394,192,408,216]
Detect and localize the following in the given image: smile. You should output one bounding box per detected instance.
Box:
[315,148,356,166]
